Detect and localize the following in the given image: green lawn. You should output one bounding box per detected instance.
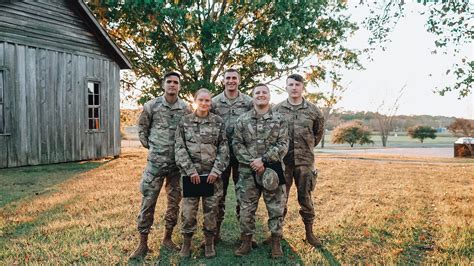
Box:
[0,161,104,208]
[321,134,457,148]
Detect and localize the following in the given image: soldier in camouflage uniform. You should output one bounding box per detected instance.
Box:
[233,84,288,258]
[130,71,192,260]
[274,74,325,248]
[175,88,229,258]
[211,69,252,242]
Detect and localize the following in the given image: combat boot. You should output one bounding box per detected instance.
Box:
[214,221,222,243]
[204,234,216,258]
[271,234,283,258]
[237,233,258,248]
[162,228,180,251]
[129,233,149,260]
[199,221,222,249]
[304,223,322,248]
[234,234,252,256]
[263,233,284,245]
[180,233,193,258]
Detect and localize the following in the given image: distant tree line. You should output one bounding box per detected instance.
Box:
[325,111,457,132]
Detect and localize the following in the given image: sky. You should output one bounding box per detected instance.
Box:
[270,2,473,119]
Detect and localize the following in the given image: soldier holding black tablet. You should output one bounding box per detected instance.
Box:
[175,88,229,258]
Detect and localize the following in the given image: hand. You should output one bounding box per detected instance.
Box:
[207,172,219,184]
[250,158,264,172]
[256,166,265,176]
[190,173,200,184]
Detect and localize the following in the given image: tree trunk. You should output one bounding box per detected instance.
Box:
[321,134,326,148]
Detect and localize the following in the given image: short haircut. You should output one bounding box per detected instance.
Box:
[163,71,181,81]
[194,88,212,100]
[252,83,269,94]
[223,68,240,78]
[287,73,304,83]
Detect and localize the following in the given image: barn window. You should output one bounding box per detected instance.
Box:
[87,81,100,130]
[0,70,4,134]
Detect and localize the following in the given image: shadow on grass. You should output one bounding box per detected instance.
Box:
[0,161,106,208]
[139,181,305,265]
[319,246,341,266]
[0,197,77,255]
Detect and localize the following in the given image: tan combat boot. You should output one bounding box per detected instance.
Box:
[162,228,180,251]
[204,234,216,258]
[271,234,283,258]
[129,233,149,260]
[237,233,258,248]
[263,233,284,245]
[304,223,322,248]
[234,234,252,256]
[180,233,193,258]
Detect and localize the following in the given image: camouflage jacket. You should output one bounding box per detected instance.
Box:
[211,91,253,144]
[233,108,289,166]
[137,96,192,170]
[274,98,324,166]
[175,112,229,177]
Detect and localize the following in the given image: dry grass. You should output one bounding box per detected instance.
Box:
[120,109,141,128]
[0,148,472,264]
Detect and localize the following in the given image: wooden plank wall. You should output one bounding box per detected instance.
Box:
[0,42,9,168]
[0,41,121,168]
[0,1,108,58]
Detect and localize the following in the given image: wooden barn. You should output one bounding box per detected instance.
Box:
[0,0,132,168]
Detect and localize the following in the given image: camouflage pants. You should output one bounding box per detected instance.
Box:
[238,166,285,236]
[217,156,240,224]
[181,178,222,235]
[283,164,317,224]
[136,163,181,234]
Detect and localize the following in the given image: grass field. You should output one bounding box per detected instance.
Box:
[0,147,472,264]
[322,134,458,148]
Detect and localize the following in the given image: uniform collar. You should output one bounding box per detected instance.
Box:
[220,91,244,105]
[250,107,273,120]
[161,96,184,110]
[191,112,211,123]
[281,98,308,110]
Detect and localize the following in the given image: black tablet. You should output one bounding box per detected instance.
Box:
[182,174,214,198]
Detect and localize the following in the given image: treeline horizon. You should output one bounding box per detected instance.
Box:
[121,108,464,132]
[326,110,458,132]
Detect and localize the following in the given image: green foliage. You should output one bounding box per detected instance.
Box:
[86,1,360,104]
[425,1,473,98]
[332,120,374,147]
[407,125,437,143]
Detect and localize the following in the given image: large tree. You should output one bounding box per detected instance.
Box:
[408,125,437,143]
[332,120,374,148]
[86,1,360,104]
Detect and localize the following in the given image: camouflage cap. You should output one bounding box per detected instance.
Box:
[262,168,279,191]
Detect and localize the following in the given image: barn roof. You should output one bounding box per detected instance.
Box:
[73,0,132,69]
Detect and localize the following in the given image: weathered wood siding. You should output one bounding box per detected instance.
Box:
[0,41,121,168]
[0,0,108,58]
